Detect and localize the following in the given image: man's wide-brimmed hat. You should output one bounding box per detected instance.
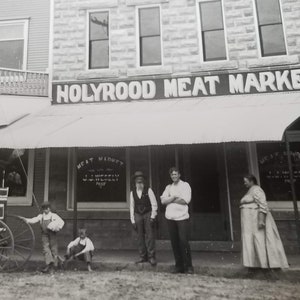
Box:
[132,171,146,181]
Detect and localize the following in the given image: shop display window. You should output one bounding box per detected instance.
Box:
[76,148,126,204]
[0,149,33,206]
[256,142,300,201]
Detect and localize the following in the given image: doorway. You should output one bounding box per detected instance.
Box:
[151,144,231,241]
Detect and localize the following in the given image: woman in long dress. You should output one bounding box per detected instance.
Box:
[240,174,289,269]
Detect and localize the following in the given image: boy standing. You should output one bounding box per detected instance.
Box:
[64,228,94,272]
[24,202,64,273]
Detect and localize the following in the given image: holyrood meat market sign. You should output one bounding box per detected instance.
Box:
[52,68,300,104]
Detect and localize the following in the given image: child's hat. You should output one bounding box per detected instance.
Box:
[41,202,51,209]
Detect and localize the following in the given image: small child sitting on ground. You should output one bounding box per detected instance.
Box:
[64,228,95,271]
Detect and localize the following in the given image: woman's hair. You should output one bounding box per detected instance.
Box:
[244,174,258,185]
[169,167,180,175]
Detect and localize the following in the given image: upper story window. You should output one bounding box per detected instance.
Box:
[255,0,286,57]
[0,20,28,70]
[198,0,227,62]
[88,11,109,69]
[138,6,162,66]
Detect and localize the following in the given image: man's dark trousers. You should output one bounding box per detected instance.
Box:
[167,219,193,272]
[135,211,155,260]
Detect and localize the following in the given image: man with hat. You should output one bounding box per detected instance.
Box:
[130,171,158,266]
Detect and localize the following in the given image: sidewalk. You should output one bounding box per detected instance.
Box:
[24,250,300,279]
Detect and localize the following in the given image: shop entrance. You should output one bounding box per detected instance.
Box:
[151,144,231,241]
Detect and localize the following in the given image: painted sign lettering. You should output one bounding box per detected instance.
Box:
[52,68,300,104]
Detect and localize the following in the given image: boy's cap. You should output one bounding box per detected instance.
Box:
[41,202,51,209]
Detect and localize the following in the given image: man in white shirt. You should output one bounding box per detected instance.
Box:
[130,171,158,266]
[161,167,194,274]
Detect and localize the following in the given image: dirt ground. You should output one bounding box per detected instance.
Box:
[1,270,300,300]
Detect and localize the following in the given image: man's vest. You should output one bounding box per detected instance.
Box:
[133,187,152,215]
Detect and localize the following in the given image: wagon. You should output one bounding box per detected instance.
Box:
[0,187,35,271]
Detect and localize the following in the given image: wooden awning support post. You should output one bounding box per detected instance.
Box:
[285,133,300,251]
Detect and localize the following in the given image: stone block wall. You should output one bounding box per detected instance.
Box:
[52,0,300,81]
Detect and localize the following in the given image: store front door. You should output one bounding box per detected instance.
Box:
[151,144,231,241]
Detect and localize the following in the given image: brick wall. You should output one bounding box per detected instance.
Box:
[52,0,300,81]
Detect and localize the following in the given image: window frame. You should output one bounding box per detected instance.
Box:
[67,148,131,211]
[86,9,110,71]
[136,4,163,67]
[253,0,288,58]
[247,142,300,211]
[0,19,29,71]
[196,0,228,63]
[6,149,34,206]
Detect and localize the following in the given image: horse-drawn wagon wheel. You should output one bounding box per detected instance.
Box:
[0,219,15,271]
[5,214,35,271]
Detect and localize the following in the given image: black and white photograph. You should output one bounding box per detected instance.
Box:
[0,0,300,299]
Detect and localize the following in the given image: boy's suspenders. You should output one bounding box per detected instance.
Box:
[41,215,53,233]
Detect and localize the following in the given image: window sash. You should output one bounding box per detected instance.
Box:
[199,0,224,31]
[138,6,162,66]
[0,24,25,41]
[89,12,109,41]
[255,0,282,26]
[198,0,227,62]
[89,40,109,69]
[140,35,161,66]
[88,11,109,69]
[0,40,24,70]
[255,0,286,57]
[202,29,226,61]
[258,23,286,57]
[139,7,160,37]
[0,20,27,70]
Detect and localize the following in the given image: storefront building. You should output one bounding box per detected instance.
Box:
[0,0,51,243]
[1,0,300,252]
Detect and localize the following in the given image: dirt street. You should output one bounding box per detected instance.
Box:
[1,270,300,300]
